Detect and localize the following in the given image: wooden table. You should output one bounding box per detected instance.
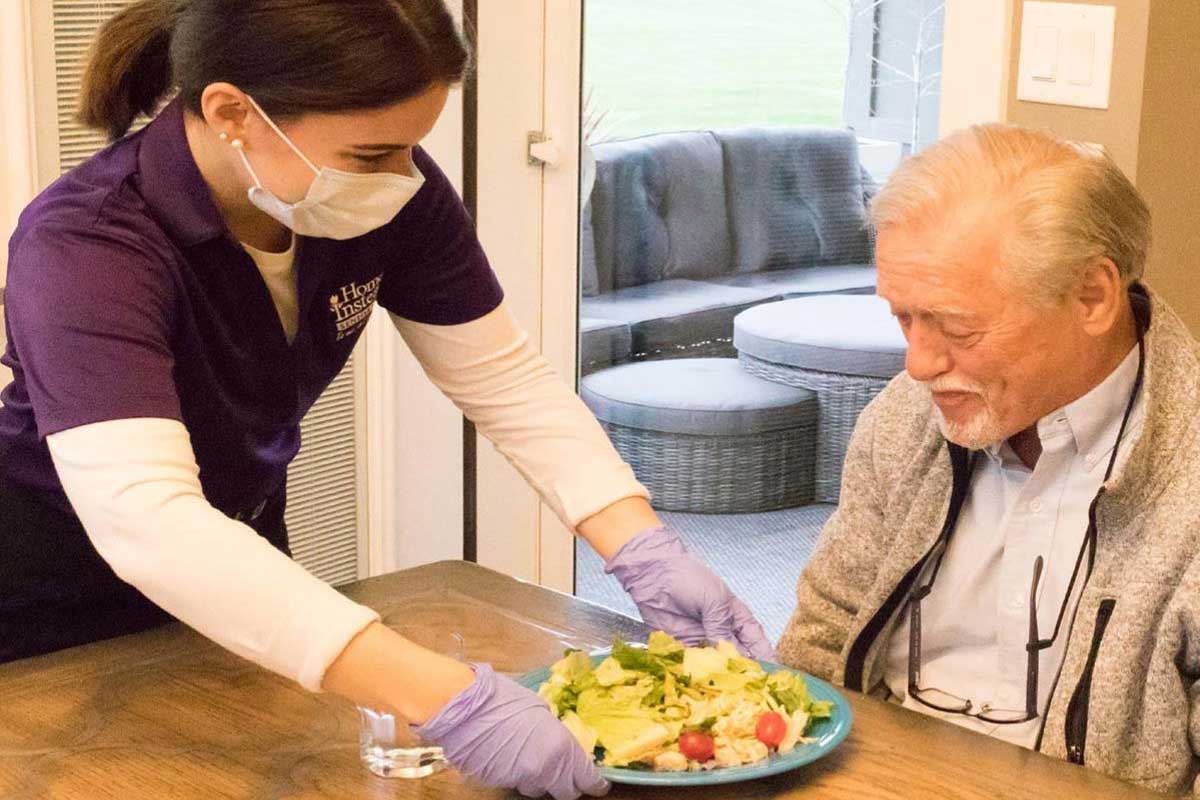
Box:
[0,560,1167,799]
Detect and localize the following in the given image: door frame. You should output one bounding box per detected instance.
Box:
[537,0,586,593]
[471,0,582,591]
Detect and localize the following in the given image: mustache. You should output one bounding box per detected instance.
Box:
[922,377,986,396]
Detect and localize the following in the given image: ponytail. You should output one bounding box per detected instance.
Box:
[78,0,179,141]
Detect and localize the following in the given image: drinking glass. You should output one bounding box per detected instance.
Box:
[357,627,465,779]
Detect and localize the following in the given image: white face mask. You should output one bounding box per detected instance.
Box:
[231,96,425,240]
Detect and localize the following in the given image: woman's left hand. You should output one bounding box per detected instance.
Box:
[604,526,775,661]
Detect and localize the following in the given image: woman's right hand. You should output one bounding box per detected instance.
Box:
[416,663,609,800]
[323,623,605,798]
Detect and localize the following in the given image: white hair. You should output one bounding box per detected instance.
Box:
[870,124,1151,303]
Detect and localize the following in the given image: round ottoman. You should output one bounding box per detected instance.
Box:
[733,295,906,504]
[581,358,818,514]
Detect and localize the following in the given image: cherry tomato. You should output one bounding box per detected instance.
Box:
[755,711,787,749]
[678,731,715,762]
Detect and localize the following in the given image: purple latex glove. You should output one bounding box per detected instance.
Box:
[605,526,775,661]
[416,663,609,800]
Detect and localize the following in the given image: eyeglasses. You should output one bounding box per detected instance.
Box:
[907,335,1145,725]
[907,543,1058,724]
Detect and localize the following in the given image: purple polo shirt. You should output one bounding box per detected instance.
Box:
[0,99,502,518]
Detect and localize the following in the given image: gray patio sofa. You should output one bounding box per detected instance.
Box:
[579,126,878,374]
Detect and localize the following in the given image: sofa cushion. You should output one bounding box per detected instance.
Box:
[581,358,817,436]
[733,295,906,379]
[579,317,632,373]
[709,264,876,297]
[579,197,601,298]
[581,279,776,360]
[716,127,872,273]
[590,132,733,292]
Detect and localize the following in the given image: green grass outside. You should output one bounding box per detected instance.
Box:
[584,0,850,141]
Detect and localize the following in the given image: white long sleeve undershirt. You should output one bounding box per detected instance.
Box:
[46,302,646,691]
[389,303,647,527]
[47,417,380,691]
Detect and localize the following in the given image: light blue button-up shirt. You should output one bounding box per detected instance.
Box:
[883,344,1143,747]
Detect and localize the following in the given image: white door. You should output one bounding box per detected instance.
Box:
[472,0,583,592]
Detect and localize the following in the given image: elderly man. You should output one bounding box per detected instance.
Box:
[777,124,1200,795]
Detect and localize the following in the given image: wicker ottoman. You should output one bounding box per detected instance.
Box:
[581,358,817,514]
[734,296,906,504]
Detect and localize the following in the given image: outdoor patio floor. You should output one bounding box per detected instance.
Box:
[574,503,836,645]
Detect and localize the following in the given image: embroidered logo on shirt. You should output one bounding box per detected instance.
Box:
[330,275,383,340]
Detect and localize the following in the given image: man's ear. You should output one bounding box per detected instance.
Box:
[1074,257,1124,337]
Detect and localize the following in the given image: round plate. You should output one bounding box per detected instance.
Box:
[515,650,852,786]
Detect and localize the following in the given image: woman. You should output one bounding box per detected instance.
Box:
[0,1,772,797]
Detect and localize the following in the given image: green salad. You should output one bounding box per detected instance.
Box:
[537,631,832,772]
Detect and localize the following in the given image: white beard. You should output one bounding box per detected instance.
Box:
[932,405,1007,449]
[921,380,1007,449]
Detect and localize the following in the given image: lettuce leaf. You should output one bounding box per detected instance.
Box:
[647,631,685,661]
[576,687,658,756]
[766,671,810,715]
[767,670,830,723]
[594,656,638,687]
[697,671,767,694]
[809,700,834,718]
[682,646,731,682]
[611,637,668,676]
[538,680,576,716]
[560,711,599,755]
[551,650,595,684]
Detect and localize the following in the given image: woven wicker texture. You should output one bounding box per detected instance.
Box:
[739,352,889,504]
[601,402,817,513]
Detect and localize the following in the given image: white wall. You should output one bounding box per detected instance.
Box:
[939,0,1014,133]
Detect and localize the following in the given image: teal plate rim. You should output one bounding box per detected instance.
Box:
[514,649,853,787]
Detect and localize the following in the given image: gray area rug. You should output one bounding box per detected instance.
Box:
[574,503,836,645]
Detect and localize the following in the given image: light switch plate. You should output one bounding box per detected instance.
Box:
[1017,1,1116,109]
[1030,26,1060,80]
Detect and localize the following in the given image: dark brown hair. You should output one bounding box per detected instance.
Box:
[79,0,470,141]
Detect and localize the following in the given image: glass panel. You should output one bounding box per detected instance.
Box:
[583,1,848,138]
[574,1,945,643]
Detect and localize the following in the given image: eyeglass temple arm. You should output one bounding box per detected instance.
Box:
[1025,556,1045,717]
[1036,501,1101,651]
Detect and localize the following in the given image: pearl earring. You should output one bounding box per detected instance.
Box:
[218,131,228,142]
